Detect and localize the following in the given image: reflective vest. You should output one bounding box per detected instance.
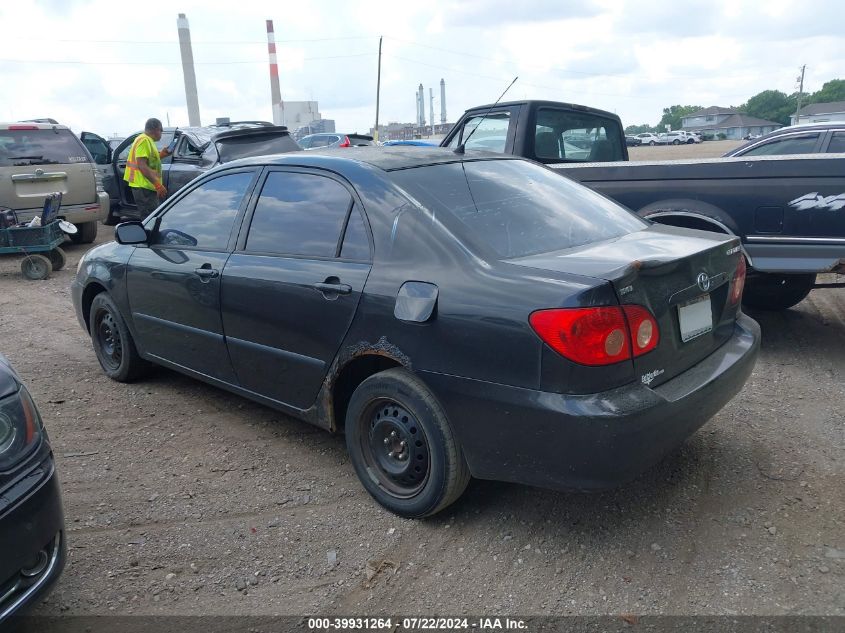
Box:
[124,133,161,191]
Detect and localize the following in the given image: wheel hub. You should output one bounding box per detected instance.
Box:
[97,312,122,367]
[366,402,429,495]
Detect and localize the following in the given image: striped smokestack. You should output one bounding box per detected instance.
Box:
[177,13,200,126]
[266,20,283,125]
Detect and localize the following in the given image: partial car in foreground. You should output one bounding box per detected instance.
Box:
[72,148,759,518]
[0,354,65,624]
[1,122,108,243]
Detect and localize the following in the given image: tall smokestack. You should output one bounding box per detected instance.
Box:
[418,84,426,126]
[177,13,201,126]
[440,78,446,124]
[415,92,420,127]
[266,20,283,125]
[429,88,434,132]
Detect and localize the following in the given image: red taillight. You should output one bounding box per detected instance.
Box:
[729,255,746,305]
[622,305,660,356]
[530,305,660,366]
[9,125,38,130]
[339,136,351,148]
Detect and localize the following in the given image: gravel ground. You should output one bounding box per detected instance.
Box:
[1,156,842,619]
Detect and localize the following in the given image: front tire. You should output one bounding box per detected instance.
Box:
[672,139,681,145]
[742,273,816,311]
[89,293,149,381]
[345,368,470,518]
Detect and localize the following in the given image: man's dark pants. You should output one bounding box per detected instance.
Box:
[130,187,160,218]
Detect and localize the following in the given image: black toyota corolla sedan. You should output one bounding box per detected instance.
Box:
[72,148,759,517]
[0,354,65,623]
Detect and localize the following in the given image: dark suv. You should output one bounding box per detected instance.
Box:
[81,122,301,221]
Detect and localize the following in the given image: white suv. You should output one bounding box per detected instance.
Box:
[0,122,108,243]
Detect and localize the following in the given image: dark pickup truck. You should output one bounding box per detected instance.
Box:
[442,100,845,310]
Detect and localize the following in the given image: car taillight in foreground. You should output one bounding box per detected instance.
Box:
[339,136,351,148]
[729,255,746,305]
[529,305,660,366]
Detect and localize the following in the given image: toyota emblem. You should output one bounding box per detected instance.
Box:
[697,272,711,292]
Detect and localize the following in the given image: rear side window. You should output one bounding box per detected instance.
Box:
[828,132,845,153]
[739,133,819,156]
[246,172,353,257]
[216,133,301,162]
[152,171,254,250]
[390,160,646,259]
[0,129,89,166]
[535,109,624,162]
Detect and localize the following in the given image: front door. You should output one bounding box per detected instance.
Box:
[126,169,258,383]
[221,169,372,409]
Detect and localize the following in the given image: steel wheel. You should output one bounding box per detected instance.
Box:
[359,399,431,498]
[88,293,149,381]
[94,309,123,372]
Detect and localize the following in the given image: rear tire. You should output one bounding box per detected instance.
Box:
[71,221,98,244]
[21,254,52,280]
[345,368,470,518]
[89,293,149,381]
[649,141,656,146]
[742,273,816,311]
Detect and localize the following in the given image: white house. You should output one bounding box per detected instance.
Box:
[791,101,845,125]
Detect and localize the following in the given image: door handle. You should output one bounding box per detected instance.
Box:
[313,281,352,295]
[194,267,219,279]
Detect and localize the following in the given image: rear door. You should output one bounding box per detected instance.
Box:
[166,133,209,195]
[80,131,117,206]
[0,126,95,214]
[221,168,372,409]
[126,169,259,382]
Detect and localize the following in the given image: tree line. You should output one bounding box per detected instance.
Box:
[625,78,844,134]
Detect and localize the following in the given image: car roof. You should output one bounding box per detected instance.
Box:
[0,122,71,131]
[461,99,621,121]
[226,146,515,172]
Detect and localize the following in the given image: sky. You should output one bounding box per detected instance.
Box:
[1,0,842,138]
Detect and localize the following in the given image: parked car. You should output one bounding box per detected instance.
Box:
[686,131,703,144]
[73,148,758,518]
[625,135,642,147]
[1,122,108,243]
[724,123,845,158]
[381,140,437,146]
[299,133,375,149]
[635,133,662,146]
[81,123,300,221]
[0,354,66,624]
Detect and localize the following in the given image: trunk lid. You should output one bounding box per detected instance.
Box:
[510,224,742,388]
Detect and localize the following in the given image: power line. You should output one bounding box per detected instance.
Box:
[0,52,376,66]
[0,36,378,45]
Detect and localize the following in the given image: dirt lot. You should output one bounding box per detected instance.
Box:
[1,152,842,619]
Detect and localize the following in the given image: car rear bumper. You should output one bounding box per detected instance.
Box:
[421,313,760,491]
[0,456,66,623]
[13,195,108,225]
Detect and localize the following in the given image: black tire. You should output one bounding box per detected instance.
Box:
[742,273,816,311]
[21,254,52,280]
[345,368,470,518]
[71,221,98,244]
[47,247,66,271]
[89,293,149,381]
[672,139,681,145]
[649,141,656,146]
[687,138,695,144]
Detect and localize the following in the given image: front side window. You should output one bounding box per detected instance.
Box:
[534,109,623,162]
[0,129,89,166]
[740,133,820,156]
[152,171,254,250]
[245,172,354,257]
[446,112,511,152]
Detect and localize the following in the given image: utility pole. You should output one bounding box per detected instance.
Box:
[794,64,806,125]
[374,36,382,143]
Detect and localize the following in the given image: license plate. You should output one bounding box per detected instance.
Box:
[678,294,712,342]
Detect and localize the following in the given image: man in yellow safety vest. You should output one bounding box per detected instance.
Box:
[123,118,172,217]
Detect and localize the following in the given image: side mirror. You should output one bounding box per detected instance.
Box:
[115,221,149,245]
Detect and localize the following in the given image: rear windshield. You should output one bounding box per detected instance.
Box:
[0,128,90,166]
[347,135,375,146]
[390,159,646,258]
[216,133,301,162]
